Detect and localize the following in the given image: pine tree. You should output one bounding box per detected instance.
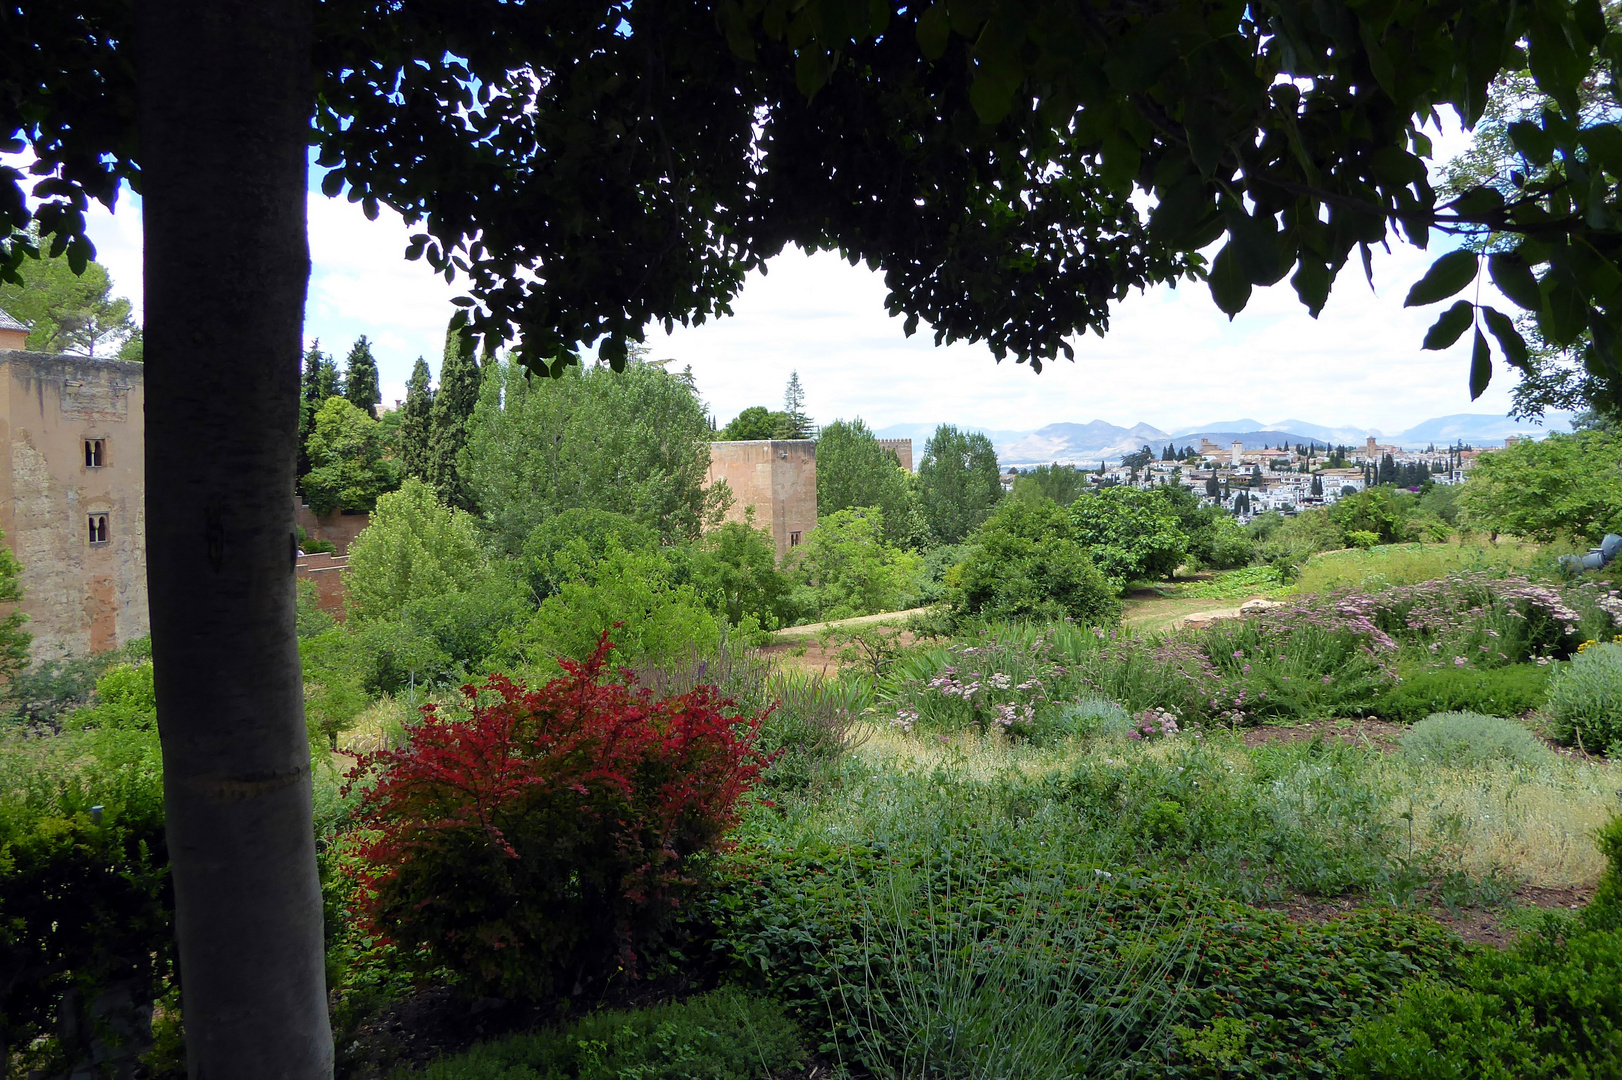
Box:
[344,335,382,414]
[399,356,434,483]
[778,370,812,438]
[427,320,481,512]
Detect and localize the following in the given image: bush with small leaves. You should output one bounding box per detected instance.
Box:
[1545,641,1622,754]
[346,634,764,1000]
[1400,712,1556,769]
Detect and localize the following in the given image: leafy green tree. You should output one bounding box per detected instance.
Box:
[397,357,434,484]
[917,425,1003,544]
[519,508,663,604]
[503,542,719,672]
[954,499,1119,625]
[427,320,481,512]
[717,406,787,441]
[342,335,381,414]
[464,359,728,551]
[1460,431,1622,542]
[344,477,489,622]
[815,418,914,545]
[0,240,136,357]
[789,507,922,621]
[1329,487,1419,545]
[299,397,398,515]
[298,341,339,480]
[1011,463,1089,508]
[681,516,798,631]
[1068,487,1188,584]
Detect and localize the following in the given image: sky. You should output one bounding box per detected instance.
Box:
[69,125,1542,438]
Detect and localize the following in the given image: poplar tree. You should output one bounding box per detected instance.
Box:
[343,334,381,414]
[427,320,481,512]
[398,356,434,484]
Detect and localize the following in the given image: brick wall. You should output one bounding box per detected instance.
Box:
[295,552,349,621]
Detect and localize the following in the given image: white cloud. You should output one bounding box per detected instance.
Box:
[80,184,460,404]
[650,242,1523,435]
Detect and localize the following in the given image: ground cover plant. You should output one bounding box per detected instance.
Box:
[705,751,1478,1080]
[398,988,805,1080]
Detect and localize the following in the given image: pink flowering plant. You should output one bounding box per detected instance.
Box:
[1201,603,1396,724]
[884,629,1067,738]
[1346,572,1601,667]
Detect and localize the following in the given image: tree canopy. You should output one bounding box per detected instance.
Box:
[463,359,727,551]
[916,424,1003,544]
[343,335,382,414]
[299,396,399,515]
[815,418,917,545]
[14,0,1622,400]
[1460,430,1622,542]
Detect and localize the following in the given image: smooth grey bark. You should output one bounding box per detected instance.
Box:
[137,1,333,1075]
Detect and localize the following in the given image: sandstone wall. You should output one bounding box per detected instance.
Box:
[0,352,148,660]
[705,440,817,561]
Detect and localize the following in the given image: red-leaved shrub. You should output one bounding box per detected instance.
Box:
[344,634,763,999]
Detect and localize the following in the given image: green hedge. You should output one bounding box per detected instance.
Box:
[0,725,172,1073]
[1372,663,1549,723]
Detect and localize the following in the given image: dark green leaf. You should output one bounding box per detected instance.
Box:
[1099,130,1140,191]
[1290,257,1330,317]
[1207,243,1251,316]
[1508,120,1556,167]
[1404,250,1479,307]
[1422,301,1475,351]
[916,4,950,60]
[1450,187,1505,218]
[1469,328,1492,400]
[1183,95,1224,180]
[1481,307,1531,372]
[795,50,831,100]
[320,171,345,198]
[1149,177,1213,244]
[1580,124,1622,175]
[1539,281,1588,346]
[1489,252,1542,310]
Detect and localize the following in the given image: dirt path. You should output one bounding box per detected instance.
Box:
[769,606,933,641]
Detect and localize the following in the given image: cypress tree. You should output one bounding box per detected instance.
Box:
[344,335,382,414]
[399,356,434,483]
[427,320,481,511]
[298,340,337,481]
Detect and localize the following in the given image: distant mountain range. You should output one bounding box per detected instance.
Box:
[872,413,1573,468]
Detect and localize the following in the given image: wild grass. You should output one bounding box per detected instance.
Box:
[1288,539,1542,596]
[1398,753,1620,889]
[1166,565,1288,601]
[833,724,1621,895]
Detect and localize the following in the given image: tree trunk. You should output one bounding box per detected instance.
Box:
[137,2,332,1076]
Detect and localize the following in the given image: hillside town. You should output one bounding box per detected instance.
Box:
[1020,434,1489,520]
